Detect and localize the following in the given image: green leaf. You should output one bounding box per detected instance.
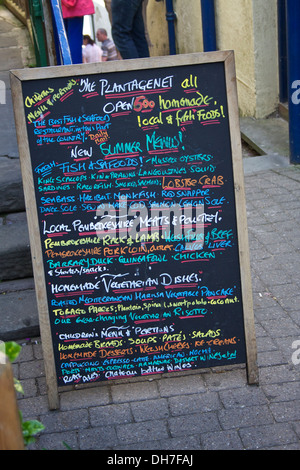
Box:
[14,378,24,395]
[5,341,22,362]
[62,441,72,450]
[22,419,45,446]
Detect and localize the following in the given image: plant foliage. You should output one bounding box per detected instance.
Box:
[5,341,45,447]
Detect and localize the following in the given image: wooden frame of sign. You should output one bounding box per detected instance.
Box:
[10,51,258,410]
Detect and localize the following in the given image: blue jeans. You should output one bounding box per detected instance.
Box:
[64,17,84,64]
[53,16,83,65]
[111,0,149,59]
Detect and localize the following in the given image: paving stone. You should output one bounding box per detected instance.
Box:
[19,359,45,380]
[257,349,289,367]
[203,368,246,390]
[239,423,299,450]
[79,425,118,450]
[159,435,201,450]
[116,420,169,445]
[41,409,89,433]
[17,378,38,398]
[201,430,244,450]
[255,335,278,353]
[270,400,300,423]
[111,380,159,403]
[259,364,299,385]
[168,412,221,437]
[259,318,300,338]
[157,373,206,397]
[293,421,300,439]
[218,385,267,408]
[34,430,79,451]
[17,395,49,420]
[60,385,111,411]
[168,391,221,415]
[218,405,274,430]
[268,442,300,450]
[130,398,169,422]
[262,382,300,403]
[90,403,132,426]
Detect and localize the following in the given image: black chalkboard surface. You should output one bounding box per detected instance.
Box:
[11,52,258,408]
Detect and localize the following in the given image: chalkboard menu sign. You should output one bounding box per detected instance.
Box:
[11,52,258,409]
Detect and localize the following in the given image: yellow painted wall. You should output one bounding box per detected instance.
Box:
[173,0,203,54]
[146,0,279,118]
[147,0,169,57]
[215,0,257,116]
[147,0,203,56]
[252,0,278,118]
[215,0,278,118]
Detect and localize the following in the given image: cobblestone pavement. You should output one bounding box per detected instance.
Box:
[11,165,300,451]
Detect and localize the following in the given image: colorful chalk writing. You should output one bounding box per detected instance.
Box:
[21,62,246,386]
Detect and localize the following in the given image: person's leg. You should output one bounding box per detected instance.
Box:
[111,0,140,59]
[64,16,84,64]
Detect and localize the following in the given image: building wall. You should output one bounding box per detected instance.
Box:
[252,0,278,118]
[173,0,203,54]
[147,0,169,56]
[147,0,203,56]
[146,0,279,118]
[215,0,256,116]
[215,0,278,118]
